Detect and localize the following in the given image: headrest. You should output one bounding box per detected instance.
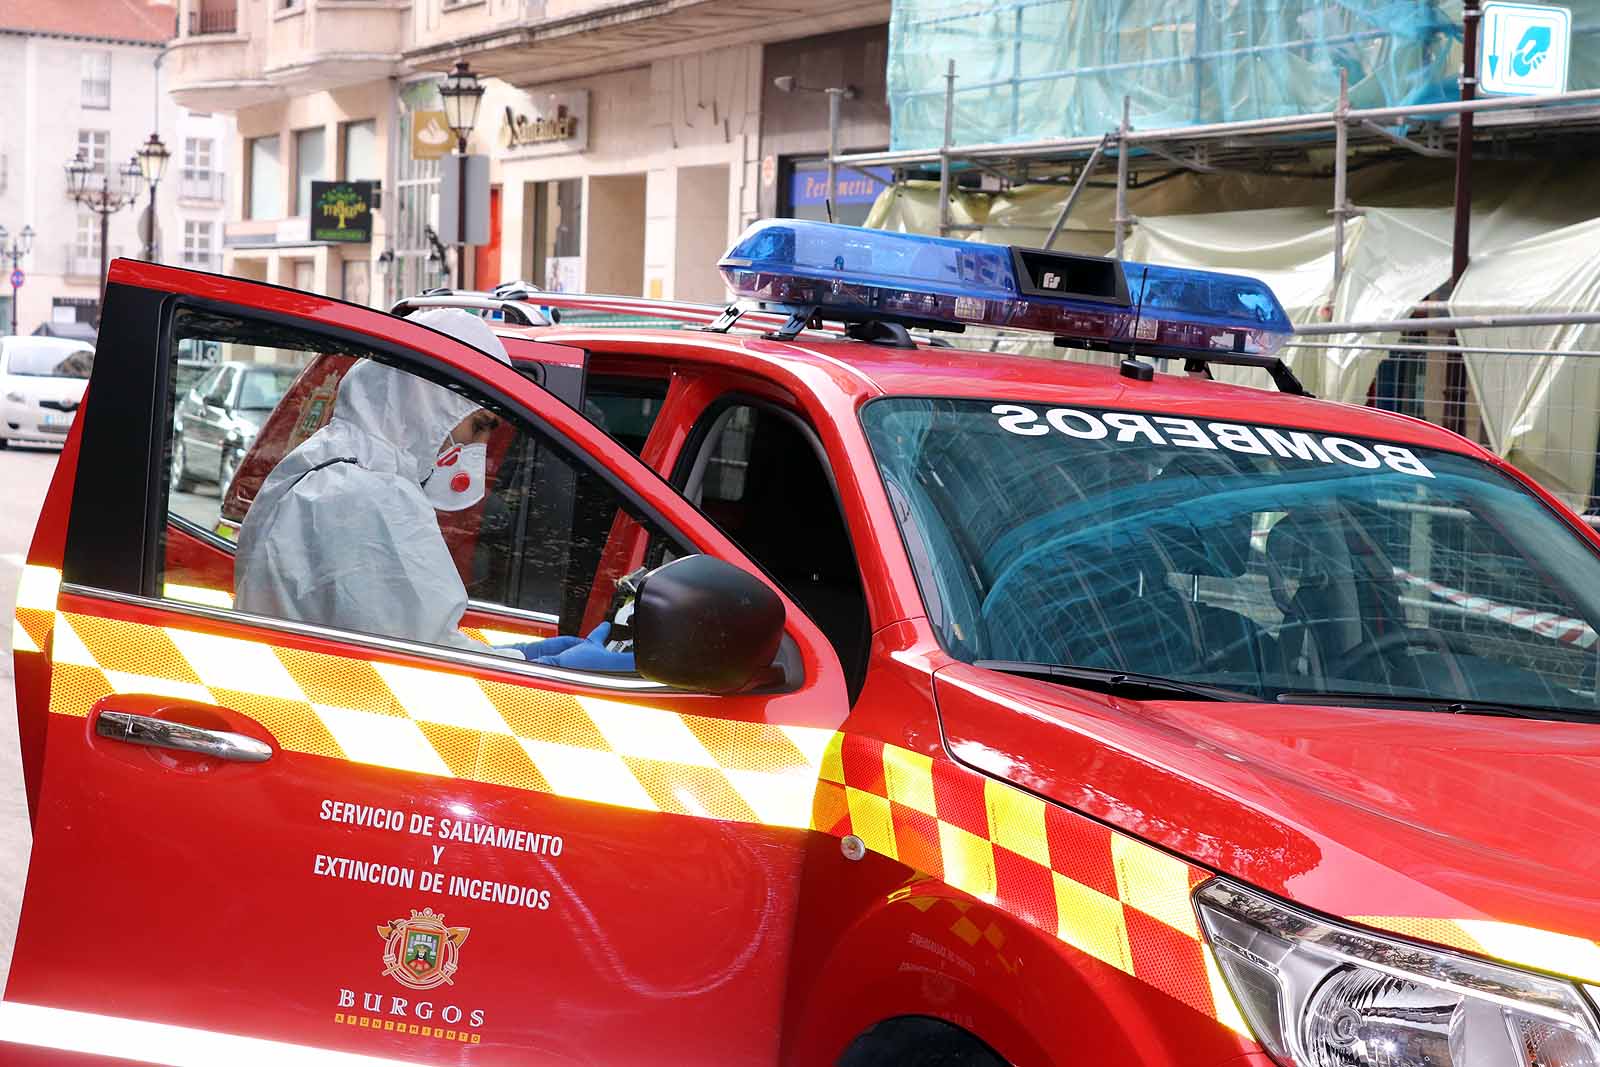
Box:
[1145,454,1252,578]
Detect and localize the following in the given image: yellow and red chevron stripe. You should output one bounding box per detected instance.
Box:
[12,563,60,655]
[16,569,1247,1030]
[22,566,1600,1037]
[814,730,1246,1032]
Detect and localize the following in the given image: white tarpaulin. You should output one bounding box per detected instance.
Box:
[1453,216,1600,508]
[1123,206,1455,401]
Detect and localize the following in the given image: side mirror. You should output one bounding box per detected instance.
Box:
[632,555,784,694]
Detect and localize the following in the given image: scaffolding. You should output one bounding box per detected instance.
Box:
[832,75,1600,294]
[831,17,1600,506]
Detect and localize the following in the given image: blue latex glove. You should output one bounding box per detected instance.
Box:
[502,635,585,661]
[532,622,636,672]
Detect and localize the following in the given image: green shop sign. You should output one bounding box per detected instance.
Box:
[312,180,374,243]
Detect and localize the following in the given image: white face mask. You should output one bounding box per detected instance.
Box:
[423,441,487,511]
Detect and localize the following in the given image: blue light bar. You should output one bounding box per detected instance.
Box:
[718,220,1293,357]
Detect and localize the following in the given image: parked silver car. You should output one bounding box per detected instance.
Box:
[171,360,299,492]
[0,336,95,449]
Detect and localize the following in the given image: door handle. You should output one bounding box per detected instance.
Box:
[95,710,273,763]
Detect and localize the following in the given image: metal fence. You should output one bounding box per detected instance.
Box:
[1293,313,1600,520]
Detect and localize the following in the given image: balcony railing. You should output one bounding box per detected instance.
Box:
[177,168,227,203]
[64,244,122,280]
[189,3,238,34]
[180,251,223,273]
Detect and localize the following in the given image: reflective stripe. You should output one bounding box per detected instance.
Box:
[12,563,60,655]
[0,1001,430,1066]
[16,563,61,610]
[51,608,835,829]
[1355,915,1600,985]
[819,730,1225,1021]
[43,600,1239,1023]
[12,617,38,653]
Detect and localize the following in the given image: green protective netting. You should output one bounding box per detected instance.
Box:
[888,0,1600,151]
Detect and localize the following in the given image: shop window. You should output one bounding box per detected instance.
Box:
[341,120,379,182]
[294,127,327,217]
[778,158,890,228]
[247,135,283,219]
[530,178,582,292]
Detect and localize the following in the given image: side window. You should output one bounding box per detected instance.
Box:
[203,366,235,406]
[683,401,870,693]
[160,307,685,657]
[188,365,221,402]
[583,377,669,456]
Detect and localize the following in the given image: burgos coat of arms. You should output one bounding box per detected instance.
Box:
[378,908,471,991]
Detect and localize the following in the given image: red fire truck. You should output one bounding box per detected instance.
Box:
[9,221,1600,1067]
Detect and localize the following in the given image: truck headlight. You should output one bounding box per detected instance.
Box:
[1196,879,1600,1066]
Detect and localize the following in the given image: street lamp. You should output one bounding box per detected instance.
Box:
[423,225,451,289]
[375,247,394,305]
[136,132,171,263]
[0,224,34,336]
[65,149,139,314]
[773,76,858,218]
[437,59,485,287]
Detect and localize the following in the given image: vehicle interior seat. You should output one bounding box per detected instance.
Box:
[1265,509,1406,683]
[685,405,871,695]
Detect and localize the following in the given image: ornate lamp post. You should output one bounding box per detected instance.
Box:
[437,60,485,288]
[136,133,172,262]
[423,225,451,289]
[65,150,139,312]
[0,225,33,335]
[375,247,394,306]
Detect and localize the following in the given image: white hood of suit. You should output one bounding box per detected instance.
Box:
[234,309,513,651]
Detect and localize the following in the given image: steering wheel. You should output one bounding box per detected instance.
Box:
[1328,627,1479,679]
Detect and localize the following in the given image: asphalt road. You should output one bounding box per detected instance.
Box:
[0,442,62,991]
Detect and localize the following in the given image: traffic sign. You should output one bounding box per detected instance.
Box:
[1481,2,1571,96]
[9,269,22,289]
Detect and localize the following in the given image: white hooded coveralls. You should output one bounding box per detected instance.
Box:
[234,309,511,652]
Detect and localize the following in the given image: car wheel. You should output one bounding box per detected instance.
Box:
[0,434,8,450]
[219,447,242,494]
[171,437,197,492]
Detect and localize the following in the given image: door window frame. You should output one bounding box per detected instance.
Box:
[669,391,872,697]
[66,287,713,689]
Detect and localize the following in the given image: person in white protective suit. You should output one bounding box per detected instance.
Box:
[235,308,625,666]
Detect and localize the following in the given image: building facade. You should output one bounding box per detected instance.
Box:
[166,0,889,306]
[0,2,233,334]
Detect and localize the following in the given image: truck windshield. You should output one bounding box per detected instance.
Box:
[862,398,1600,716]
[6,342,93,378]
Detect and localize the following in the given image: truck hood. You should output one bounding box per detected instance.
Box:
[934,662,1600,946]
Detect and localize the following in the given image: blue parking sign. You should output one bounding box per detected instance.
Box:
[1481,2,1571,96]
[9,269,21,289]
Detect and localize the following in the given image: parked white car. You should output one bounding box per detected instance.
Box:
[0,336,95,449]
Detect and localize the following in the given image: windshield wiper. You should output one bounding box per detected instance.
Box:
[974,660,1254,702]
[1274,690,1594,721]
